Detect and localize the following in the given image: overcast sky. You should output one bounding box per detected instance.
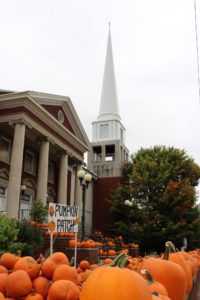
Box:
[1,1,200,167]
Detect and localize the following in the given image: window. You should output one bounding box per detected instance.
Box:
[100,124,109,139]
[105,144,115,161]
[93,146,102,162]
[24,150,36,174]
[48,161,55,183]
[0,187,6,211]
[0,136,11,163]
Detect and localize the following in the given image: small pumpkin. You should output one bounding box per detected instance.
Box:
[0,273,9,295]
[41,252,69,280]
[0,253,20,270]
[141,269,168,296]
[24,289,44,300]
[79,260,90,271]
[0,266,8,275]
[32,276,51,300]
[52,264,79,285]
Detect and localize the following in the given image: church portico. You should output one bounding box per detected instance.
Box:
[0,90,90,220]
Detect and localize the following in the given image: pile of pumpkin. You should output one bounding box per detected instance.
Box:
[0,240,200,300]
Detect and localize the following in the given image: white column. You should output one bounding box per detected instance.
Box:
[7,123,26,218]
[57,151,68,204]
[36,139,49,205]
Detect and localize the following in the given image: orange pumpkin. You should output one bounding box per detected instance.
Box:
[52,264,79,285]
[79,269,92,283]
[0,253,20,270]
[103,258,112,264]
[163,242,193,295]
[41,252,69,280]
[48,221,56,232]
[140,269,168,297]
[0,266,8,274]
[0,292,4,300]
[14,256,40,280]
[32,276,51,300]
[80,253,152,300]
[79,260,90,271]
[48,280,80,300]
[107,249,116,256]
[0,273,9,295]
[24,289,44,300]
[5,270,32,299]
[151,292,172,300]
[142,256,187,300]
[177,251,198,277]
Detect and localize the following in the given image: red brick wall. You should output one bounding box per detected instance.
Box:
[42,105,75,134]
[92,177,121,233]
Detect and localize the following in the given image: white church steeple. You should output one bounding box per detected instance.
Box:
[98,24,120,121]
[92,25,126,144]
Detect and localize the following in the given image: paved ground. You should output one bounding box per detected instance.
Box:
[188,270,200,300]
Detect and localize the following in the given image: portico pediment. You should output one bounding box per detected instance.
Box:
[28,91,90,150]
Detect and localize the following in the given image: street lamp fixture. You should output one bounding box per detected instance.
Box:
[18,184,26,220]
[77,169,92,240]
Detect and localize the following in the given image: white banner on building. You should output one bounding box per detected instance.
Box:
[48,203,79,233]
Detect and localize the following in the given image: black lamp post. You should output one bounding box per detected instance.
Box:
[124,199,133,244]
[18,184,26,220]
[77,169,92,240]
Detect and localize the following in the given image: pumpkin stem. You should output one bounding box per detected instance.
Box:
[31,289,35,296]
[118,255,130,268]
[109,252,126,267]
[141,269,155,284]
[163,245,170,260]
[165,241,176,252]
[152,291,159,296]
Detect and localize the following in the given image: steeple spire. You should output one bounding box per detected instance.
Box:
[98,25,120,121]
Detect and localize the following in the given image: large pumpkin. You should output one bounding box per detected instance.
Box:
[14,256,40,280]
[5,270,32,298]
[80,253,152,300]
[142,256,186,300]
[48,280,80,300]
[163,242,193,295]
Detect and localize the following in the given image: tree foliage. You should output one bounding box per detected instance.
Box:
[109,146,200,252]
[0,213,25,255]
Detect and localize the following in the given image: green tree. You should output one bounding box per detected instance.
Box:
[0,213,25,255]
[18,200,48,256]
[109,146,200,252]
